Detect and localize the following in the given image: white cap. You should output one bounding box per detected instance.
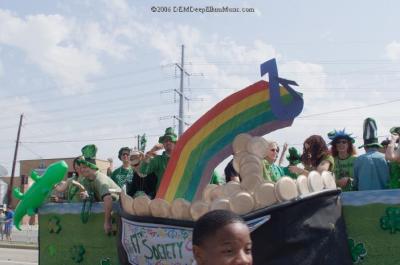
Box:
[171,198,192,220]
[254,182,277,208]
[321,171,337,189]
[230,191,254,215]
[209,185,225,202]
[246,136,269,159]
[308,171,324,192]
[149,198,171,218]
[232,151,250,172]
[275,177,298,202]
[133,195,151,216]
[210,198,231,211]
[190,201,209,221]
[240,175,263,193]
[120,191,135,215]
[232,133,253,154]
[202,184,218,203]
[296,175,310,195]
[222,181,242,198]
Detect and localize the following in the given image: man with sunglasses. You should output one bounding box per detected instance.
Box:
[140,127,177,192]
[111,147,134,188]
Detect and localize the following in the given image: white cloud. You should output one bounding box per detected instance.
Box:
[280,61,328,106]
[101,0,133,20]
[385,41,400,61]
[0,9,132,94]
[0,59,3,78]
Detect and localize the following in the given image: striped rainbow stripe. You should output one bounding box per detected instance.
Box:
[156,78,303,202]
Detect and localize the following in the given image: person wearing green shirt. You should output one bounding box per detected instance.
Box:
[111,147,134,188]
[77,144,121,235]
[262,141,285,182]
[327,129,357,191]
[383,129,400,188]
[140,127,177,191]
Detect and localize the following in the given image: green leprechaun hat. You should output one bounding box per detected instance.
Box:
[158,127,178,144]
[286,147,302,165]
[359,117,383,149]
[390,126,400,135]
[77,144,98,170]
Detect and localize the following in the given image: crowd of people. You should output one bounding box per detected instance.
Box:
[51,118,400,235]
[225,118,399,192]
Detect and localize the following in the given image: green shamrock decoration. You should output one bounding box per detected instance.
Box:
[47,245,56,257]
[348,238,367,263]
[100,258,111,265]
[48,216,62,234]
[380,207,400,234]
[70,245,86,263]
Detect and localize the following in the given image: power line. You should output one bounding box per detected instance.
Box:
[20,143,43,158]
[25,99,176,126]
[20,134,160,144]
[21,115,171,141]
[0,76,178,121]
[184,86,400,91]
[299,98,400,118]
[0,64,174,102]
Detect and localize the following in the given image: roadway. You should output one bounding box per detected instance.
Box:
[0,248,38,265]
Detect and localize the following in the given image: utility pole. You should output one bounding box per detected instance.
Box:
[161,45,201,135]
[174,45,193,136]
[178,45,185,136]
[7,113,23,204]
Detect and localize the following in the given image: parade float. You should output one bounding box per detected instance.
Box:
[14,59,400,265]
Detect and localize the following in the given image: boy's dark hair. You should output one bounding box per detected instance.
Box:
[192,210,246,246]
[73,156,83,172]
[118,147,131,160]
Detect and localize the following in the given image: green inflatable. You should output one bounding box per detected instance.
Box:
[13,160,68,230]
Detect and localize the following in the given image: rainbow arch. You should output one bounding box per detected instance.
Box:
[156,59,304,202]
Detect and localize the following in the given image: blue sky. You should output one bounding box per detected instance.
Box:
[0,0,399,175]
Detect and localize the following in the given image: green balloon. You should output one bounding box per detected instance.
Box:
[13,160,68,230]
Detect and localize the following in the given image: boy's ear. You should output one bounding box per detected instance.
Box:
[192,245,205,265]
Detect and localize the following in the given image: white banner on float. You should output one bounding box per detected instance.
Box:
[121,217,194,265]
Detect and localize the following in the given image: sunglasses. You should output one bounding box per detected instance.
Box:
[122,153,130,157]
[270,149,279,152]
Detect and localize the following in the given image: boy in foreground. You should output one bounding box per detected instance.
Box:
[192,210,253,265]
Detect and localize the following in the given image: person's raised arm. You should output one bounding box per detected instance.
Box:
[385,134,400,162]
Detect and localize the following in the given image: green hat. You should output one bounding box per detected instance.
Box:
[327,129,355,145]
[158,127,178,144]
[359,118,383,149]
[286,147,302,165]
[390,127,400,135]
[118,147,131,160]
[77,144,98,170]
